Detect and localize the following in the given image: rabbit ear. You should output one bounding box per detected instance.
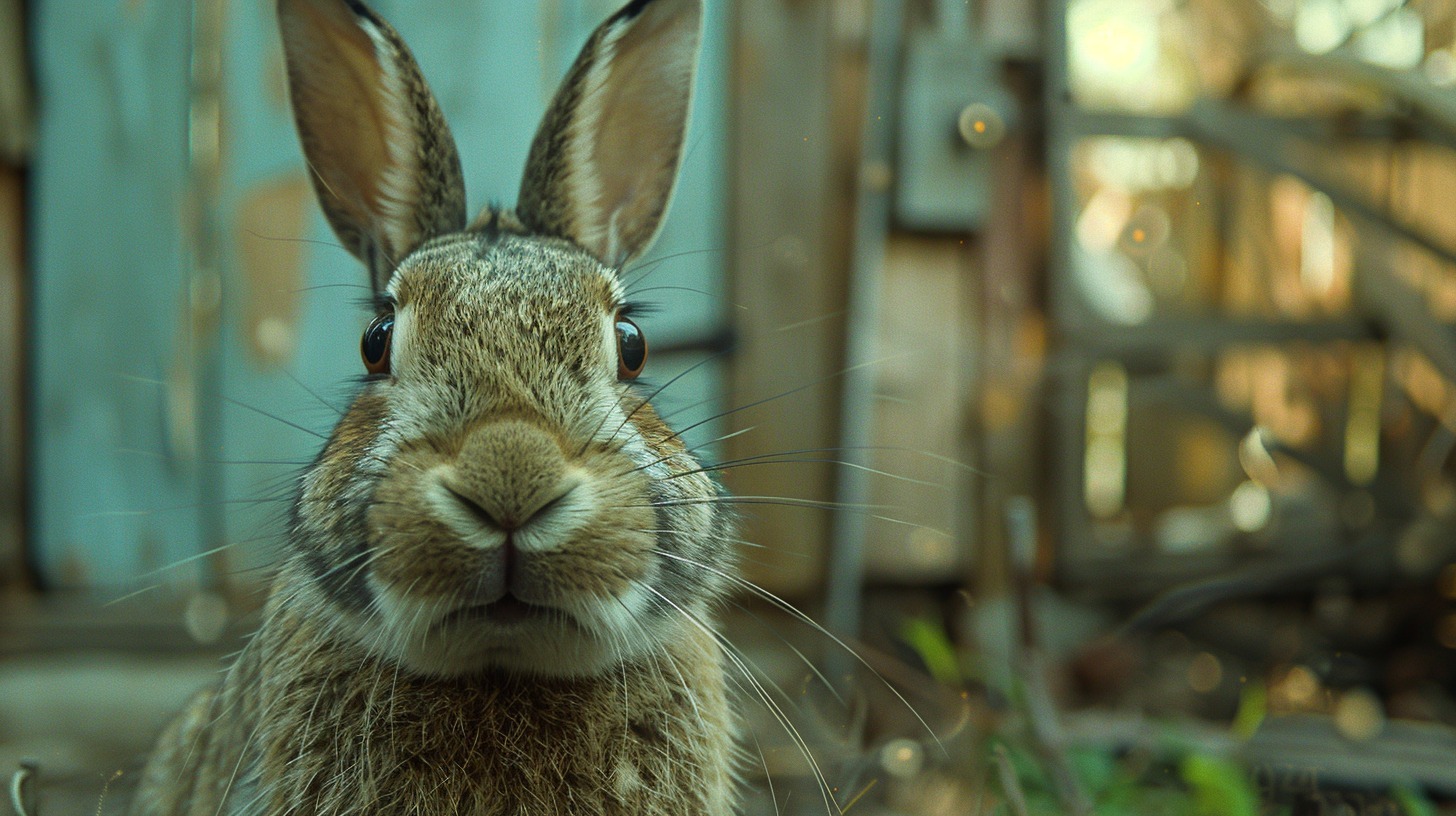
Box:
[277,0,466,291]
[517,0,702,268]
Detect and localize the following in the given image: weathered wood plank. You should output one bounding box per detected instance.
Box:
[864,234,972,583]
[726,0,851,597]
[0,166,25,590]
[31,0,202,588]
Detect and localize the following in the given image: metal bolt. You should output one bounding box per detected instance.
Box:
[957,103,1006,149]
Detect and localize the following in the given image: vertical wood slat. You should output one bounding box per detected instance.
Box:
[862,235,976,583]
[1,167,25,588]
[0,0,31,588]
[31,0,202,588]
[0,0,33,163]
[727,0,851,598]
[974,77,1046,605]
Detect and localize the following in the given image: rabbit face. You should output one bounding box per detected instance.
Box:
[275,0,721,679]
[291,229,726,678]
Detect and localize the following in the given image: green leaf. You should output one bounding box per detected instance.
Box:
[1393,784,1437,816]
[1180,754,1258,816]
[899,616,962,687]
[1231,681,1266,740]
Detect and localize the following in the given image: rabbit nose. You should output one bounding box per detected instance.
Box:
[443,481,576,534]
[446,419,570,530]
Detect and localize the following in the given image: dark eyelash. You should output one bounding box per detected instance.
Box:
[616,301,658,318]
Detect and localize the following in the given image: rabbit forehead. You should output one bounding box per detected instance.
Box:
[380,232,624,428]
[391,232,622,310]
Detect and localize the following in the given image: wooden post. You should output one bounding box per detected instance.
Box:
[726,0,853,598]
[0,166,26,590]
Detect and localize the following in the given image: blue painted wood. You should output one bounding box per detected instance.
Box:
[31,0,204,588]
[29,0,729,587]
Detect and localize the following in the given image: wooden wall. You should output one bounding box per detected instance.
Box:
[726,0,994,597]
[27,0,731,592]
[19,0,997,605]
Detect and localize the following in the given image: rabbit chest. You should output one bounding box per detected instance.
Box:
[137,599,736,816]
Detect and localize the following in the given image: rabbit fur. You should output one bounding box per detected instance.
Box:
[129,0,741,813]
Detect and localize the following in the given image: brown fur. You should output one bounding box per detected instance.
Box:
[132,584,734,815]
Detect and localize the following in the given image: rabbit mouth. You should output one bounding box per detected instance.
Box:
[436,596,574,630]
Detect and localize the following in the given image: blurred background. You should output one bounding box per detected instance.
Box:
[6,0,1456,813]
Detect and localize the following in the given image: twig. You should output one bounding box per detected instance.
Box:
[96,771,123,816]
[9,762,37,816]
[993,745,1031,816]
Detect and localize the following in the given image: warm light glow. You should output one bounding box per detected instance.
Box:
[1077,189,1133,253]
[1300,191,1336,296]
[1355,8,1424,69]
[1274,664,1322,709]
[879,738,924,780]
[1295,0,1352,54]
[1075,7,1158,74]
[1087,137,1200,191]
[1345,0,1402,27]
[1074,190,1155,324]
[1343,347,1384,486]
[957,103,1006,149]
[1068,0,1192,112]
[1123,206,1171,255]
[1333,688,1384,741]
[1085,361,1130,519]
[1238,427,1281,485]
[1230,481,1273,533]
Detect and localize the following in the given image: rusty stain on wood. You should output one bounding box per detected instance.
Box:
[235,174,311,368]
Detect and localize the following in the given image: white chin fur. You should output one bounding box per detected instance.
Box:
[350,576,665,678]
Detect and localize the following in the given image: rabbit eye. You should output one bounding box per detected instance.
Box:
[361,313,394,376]
[615,316,647,380]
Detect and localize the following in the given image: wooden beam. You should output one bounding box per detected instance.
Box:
[726,0,851,598]
[0,165,26,590]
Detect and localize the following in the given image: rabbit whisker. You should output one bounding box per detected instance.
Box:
[651,548,947,758]
[646,495,936,532]
[624,424,760,476]
[635,581,840,815]
[623,284,743,307]
[294,282,372,293]
[282,367,348,416]
[653,450,950,490]
[656,357,889,451]
[630,527,777,553]
[602,349,731,452]
[620,245,727,290]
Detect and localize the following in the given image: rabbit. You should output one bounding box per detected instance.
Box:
[127,0,742,813]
